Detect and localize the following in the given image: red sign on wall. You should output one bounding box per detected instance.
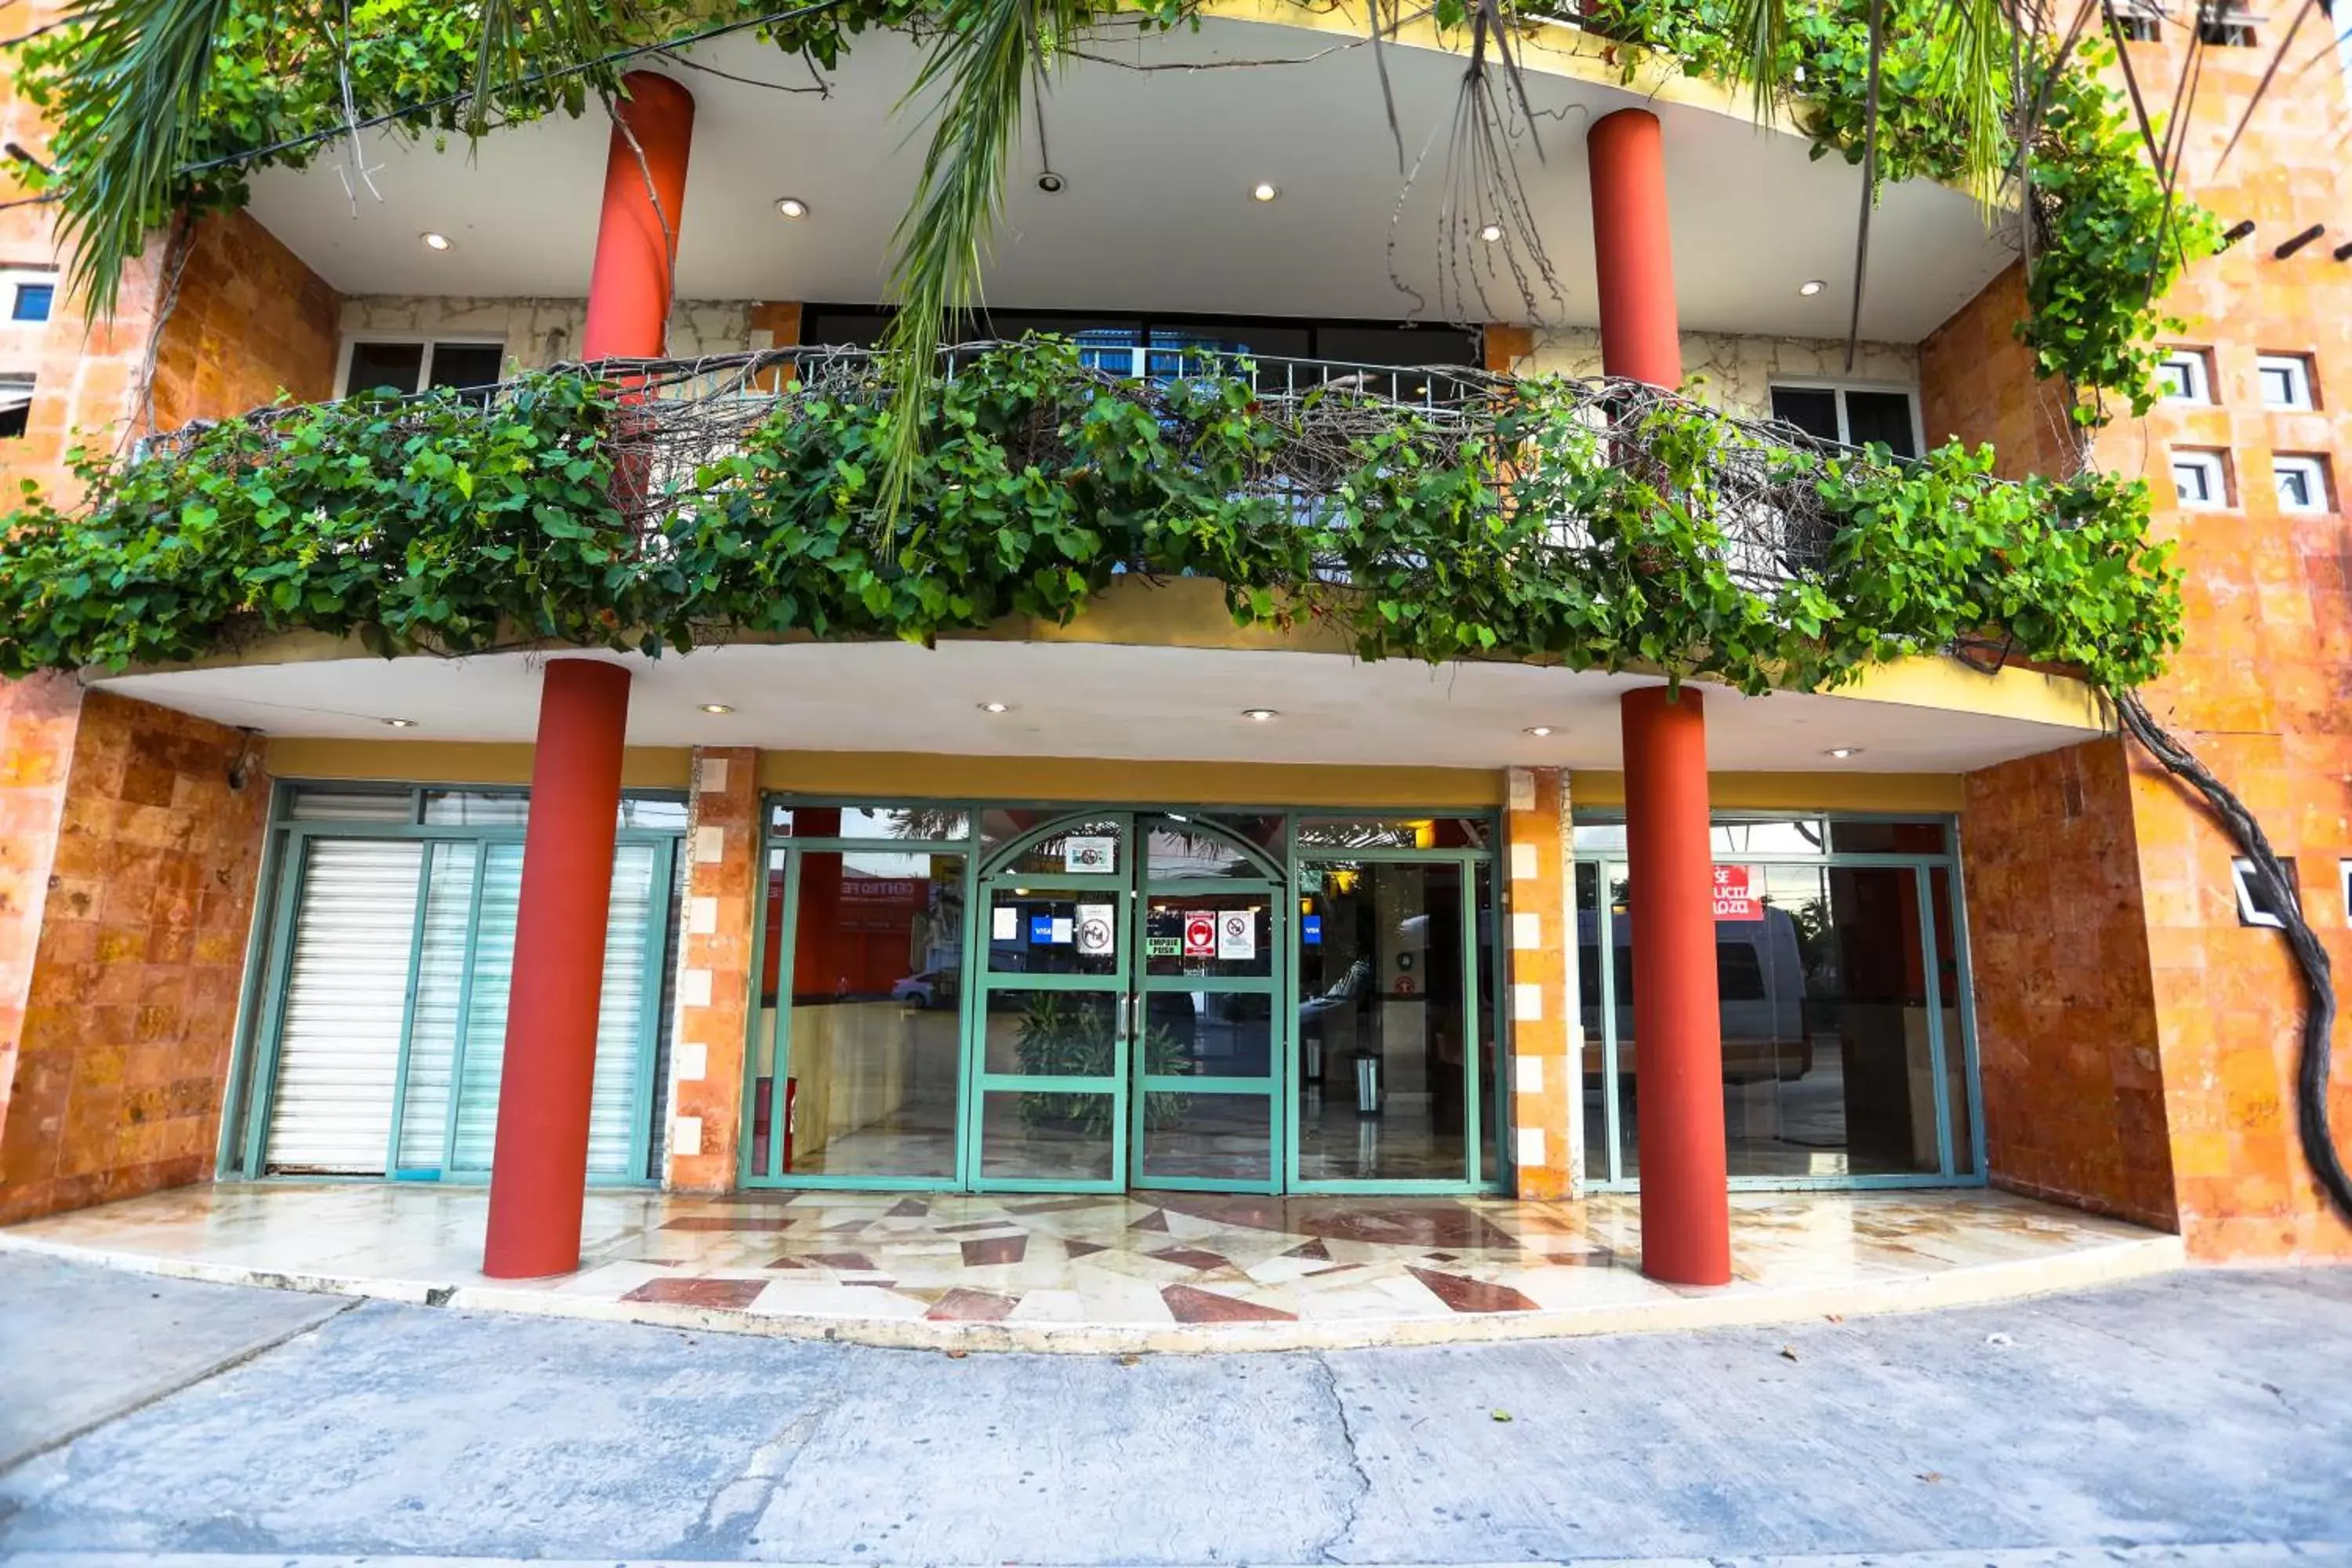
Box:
[1182,912,1218,959]
[1711,864,1762,920]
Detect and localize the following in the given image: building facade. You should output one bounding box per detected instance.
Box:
[0,6,2346,1277]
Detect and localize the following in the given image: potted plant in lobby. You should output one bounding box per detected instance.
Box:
[1016,993,1190,1134]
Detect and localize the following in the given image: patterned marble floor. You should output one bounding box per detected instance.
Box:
[0,1182,2183,1352]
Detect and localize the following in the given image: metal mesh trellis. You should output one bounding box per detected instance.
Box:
[142,341,1937,593]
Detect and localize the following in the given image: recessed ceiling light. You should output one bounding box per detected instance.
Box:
[1241,707,1279,721]
[1479,223,1504,243]
[1524,725,1555,737]
[383,717,419,728]
[699,703,735,715]
[1824,746,1863,759]
[1036,170,1066,194]
[419,231,452,252]
[978,701,1011,714]
[1798,278,1827,296]
[775,197,809,220]
[1250,181,1280,203]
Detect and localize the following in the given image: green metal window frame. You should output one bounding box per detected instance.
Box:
[1570,808,1987,1193]
[218,780,687,1187]
[742,795,1507,1196]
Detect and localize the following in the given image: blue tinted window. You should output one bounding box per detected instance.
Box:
[11,284,53,322]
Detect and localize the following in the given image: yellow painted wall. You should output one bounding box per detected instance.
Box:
[1570,771,1964,813]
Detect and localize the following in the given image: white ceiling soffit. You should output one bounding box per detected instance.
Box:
[243,19,2011,341]
[93,641,2098,775]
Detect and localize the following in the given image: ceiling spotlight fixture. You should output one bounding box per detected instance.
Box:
[1798,278,1827,296]
[1241,707,1279,722]
[1250,181,1280,203]
[978,700,1012,714]
[1523,725,1555,738]
[1036,169,1066,194]
[419,231,453,252]
[775,197,810,220]
[699,702,735,715]
[1478,222,1505,243]
[1824,746,1863,759]
[383,717,419,729]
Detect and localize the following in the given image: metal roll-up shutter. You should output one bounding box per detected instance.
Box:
[447,842,662,1178]
[391,842,481,1174]
[263,839,424,1174]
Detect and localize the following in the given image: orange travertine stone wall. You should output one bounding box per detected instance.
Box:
[1918,262,2085,481]
[666,748,760,1191]
[1960,739,2176,1229]
[1505,768,1575,1197]
[0,674,85,1178]
[1934,34,2352,1259]
[0,691,269,1224]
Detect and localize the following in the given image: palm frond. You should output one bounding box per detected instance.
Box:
[1933,0,2013,209]
[1723,0,1794,121]
[875,0,1099,524]
[56,0,242,320]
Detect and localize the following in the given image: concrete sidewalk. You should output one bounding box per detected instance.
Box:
[2,1252,2347,1563]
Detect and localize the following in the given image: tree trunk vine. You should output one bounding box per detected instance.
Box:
[2114,687,2352,1226]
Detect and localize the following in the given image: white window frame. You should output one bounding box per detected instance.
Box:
[1765,379,1927,457]
[2156,347,2212,404]
[2273,453,2331,514]
[335,335,510,399]
[2256,353,2315,411]
[0,266,58,327]
[2233,857,2297,930]
[2170,448,2231,509]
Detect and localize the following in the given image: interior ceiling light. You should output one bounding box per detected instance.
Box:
[1798,278,1827,296]
[978,701,1011,714]
[383,717,419,728]
[1241,707,1279,721]
[1824,746,1863,759]
[1036,170,1066,194]
[419,231,453,252]
[1250,181,1280,203]
[699,702,735,715]
[1478,223,1505,243]
[1523,725,1555,737]
[775,197,809,220]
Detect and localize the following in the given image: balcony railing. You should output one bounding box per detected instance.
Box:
[148,341,1892,598]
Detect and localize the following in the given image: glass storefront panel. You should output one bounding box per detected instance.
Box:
[766,848,965,1180]
[1472,862,1499,1185]
[986,890,1123,978]
[772,804,971,840]
[1294,858,1471,1182]
[1141,894,1274,982]
[1140,1092,1274,1183]
[1573,816,1978,1188]
[1145,815,1283,880]
[978,1089,1116,1181]
[1297,816,1490,851]
[981,989,1123,1078]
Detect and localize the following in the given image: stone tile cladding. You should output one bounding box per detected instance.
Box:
[0,675,84,1164]
[0,209,343,508]
[1929,37,2352,1259]
[0,691,270,1224]
[1960,740,2176,1229]
[1504,768,1577,1198]
[666,749,760,1191]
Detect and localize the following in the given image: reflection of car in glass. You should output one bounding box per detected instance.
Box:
[1578,906,1812,1086]
[891,969,952,1008]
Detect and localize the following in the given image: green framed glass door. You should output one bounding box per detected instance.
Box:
[1130,815,1287,1192]
[964,814,1137,1190]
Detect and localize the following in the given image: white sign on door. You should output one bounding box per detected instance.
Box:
[1062,834,1116,873]
[1216,909,1257,961]
[1075,903,1116,956]
[992,905,1019,942]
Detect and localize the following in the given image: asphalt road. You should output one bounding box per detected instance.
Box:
[2,1250,2348,1566]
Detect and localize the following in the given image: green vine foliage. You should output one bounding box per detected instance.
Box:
[1581,0,2222,420]
[0,340,2181,695]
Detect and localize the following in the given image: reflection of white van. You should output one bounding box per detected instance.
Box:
[1578,906,1811,1085]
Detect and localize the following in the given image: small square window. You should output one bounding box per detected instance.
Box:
[2234,857,2298,929]
[2156,348,2211,403]
[2170,448,2231,508]
[10,283,52,323]
[2274,454,2332,514]
[2256,353,2315,410]
[2197,6,2259,45]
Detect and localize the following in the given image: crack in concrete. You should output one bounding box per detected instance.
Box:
[1308,1351,1373,1566]
[668,1352,848,1559]
[0,1296,362,1480]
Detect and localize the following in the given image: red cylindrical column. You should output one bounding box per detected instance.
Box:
[581,71,695,361]
[1586,107,1682,388]
[1621,685,1730,1287]
[482,659,633,1279]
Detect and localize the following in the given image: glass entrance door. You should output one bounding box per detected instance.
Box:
[965,813,1286,1192]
